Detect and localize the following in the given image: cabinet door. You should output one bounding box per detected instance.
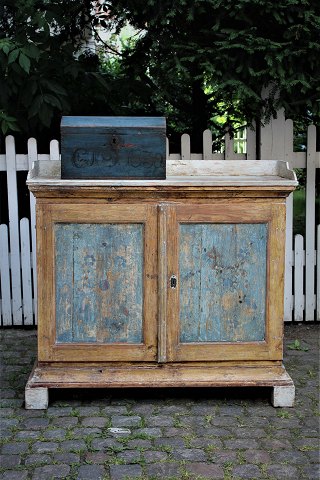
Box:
[162,203,285,362]
[37,203,157,362]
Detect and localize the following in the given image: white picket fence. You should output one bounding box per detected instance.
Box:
[0,114,319,325]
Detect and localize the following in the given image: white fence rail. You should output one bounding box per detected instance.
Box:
[0,118,319,325]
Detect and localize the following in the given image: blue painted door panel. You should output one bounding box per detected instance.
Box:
[55,223,144,344]
[179,223,267,343]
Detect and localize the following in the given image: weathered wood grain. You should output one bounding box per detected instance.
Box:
[38,203,157,362]
[56,223,144,343]
[166,202,285,362]
[179,223,267,343]
[27,362,294,390]
[158,204,168,363]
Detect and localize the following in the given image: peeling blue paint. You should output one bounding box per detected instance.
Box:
[179,223,267,343]
[55,223,144,344]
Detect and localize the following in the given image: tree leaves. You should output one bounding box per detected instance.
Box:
[0,0,107,139]
[18,52,31,73]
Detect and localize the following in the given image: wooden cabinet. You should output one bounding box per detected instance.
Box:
[25,160,297,409]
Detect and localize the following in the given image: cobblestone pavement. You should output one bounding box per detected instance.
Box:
[0,324,319,480]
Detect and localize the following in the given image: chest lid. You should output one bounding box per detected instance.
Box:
[61,116,165,133]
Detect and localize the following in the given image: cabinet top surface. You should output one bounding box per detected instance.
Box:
[27,160,297,189]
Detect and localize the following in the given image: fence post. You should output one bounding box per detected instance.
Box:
[28,138,38,324]
[305,125,316,320]
[6,136,23,325]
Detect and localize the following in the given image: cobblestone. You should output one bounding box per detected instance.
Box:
[117,449,141,463]
[146,415,175,426]
[1,442,29,454]
[1,471,28,480]
[84,452,112,463]
[51,416,79,427]
[22,417,50,429]
[145,462,180,478]
[244,449,271,463]
[72,427,102,438]
[24,454,51,466]
[0,455,22,467]
[171,448,207,461]
[81,416,108,427]
[232,464,262,478]
[0,324,318,480]
[32,464,70,479]
[267,463,299,478]
[143,450,168,463]
[77,464,106,479]
[59,439,86,451]
[301,464,320,478]
[31,441,59,453]
[109,464,142,479]
[185,462,224,478]
[42,428,66,440]
[111,415,141,427]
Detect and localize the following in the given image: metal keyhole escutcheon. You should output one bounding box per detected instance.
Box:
[170,275,177,289]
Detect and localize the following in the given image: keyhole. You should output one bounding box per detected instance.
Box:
[170,275,177,289]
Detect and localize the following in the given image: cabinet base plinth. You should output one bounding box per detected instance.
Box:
[25,361,294,409]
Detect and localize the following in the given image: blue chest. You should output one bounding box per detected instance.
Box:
[61,116,166,179]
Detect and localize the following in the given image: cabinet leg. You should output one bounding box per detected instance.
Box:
[271,385,295,407]
[25,387,49,410]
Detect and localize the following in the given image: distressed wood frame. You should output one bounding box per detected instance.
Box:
[164,201,286,362]
[36,202,158,362]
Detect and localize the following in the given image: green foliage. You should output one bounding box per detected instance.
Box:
[101,0,320,145]
[287,339,309,351]
[1,0,319,147]
[0,0,109,142]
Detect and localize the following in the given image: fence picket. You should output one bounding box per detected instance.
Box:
[28,138,38,324]
[305,125,316,320]
[0,125,318,326]
[181,133,191,160]
[203,130,212,159]
[224,132,234,159]
[294,235,304,322]
[284,118,294,322]
[20,218,33,325]
[6,136,22,325]
[246,123,256,160]
[50,139,60,160]
[0,224,12,325]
